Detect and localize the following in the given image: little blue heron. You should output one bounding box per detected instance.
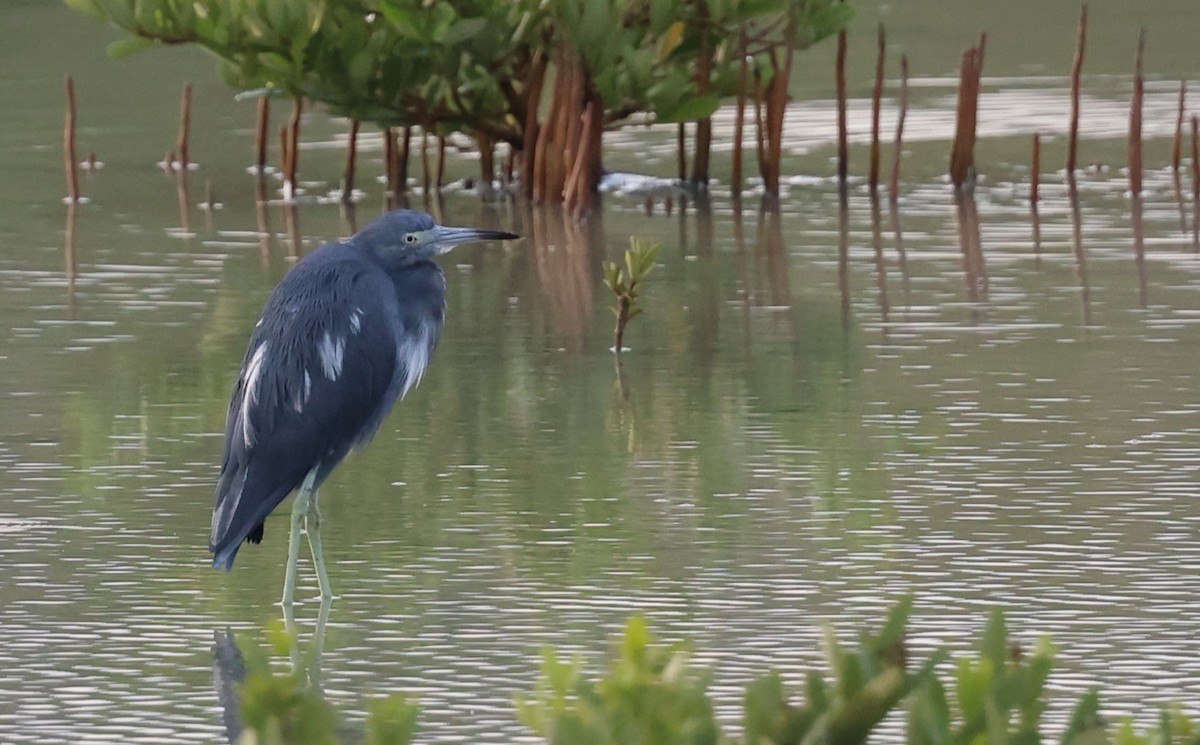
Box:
[209,209,518,605]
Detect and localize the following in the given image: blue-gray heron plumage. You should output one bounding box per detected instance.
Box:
[210,209,518,605]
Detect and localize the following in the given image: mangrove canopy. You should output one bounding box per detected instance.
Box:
[66,0,852,206]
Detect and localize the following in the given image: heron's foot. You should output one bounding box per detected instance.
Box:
[277,583,335,607]
[311,560,335,602]
[277,594,333,607]
[312,554,336,601]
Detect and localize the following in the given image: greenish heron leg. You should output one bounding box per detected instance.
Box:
[305,487,334,601]
[281,469,319,607]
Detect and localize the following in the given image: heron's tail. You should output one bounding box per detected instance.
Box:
[210,458,298,571]
[210,465,249,570]
[212,544,240,571]
[211,521,265,570]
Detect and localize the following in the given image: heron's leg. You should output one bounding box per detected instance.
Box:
[281,469,319,607]
[281,596,302,671]
[305,489,334,601]
[279,591,332,692]
[309,596,332,693]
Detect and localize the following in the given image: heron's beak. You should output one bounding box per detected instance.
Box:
[430,226,520,255]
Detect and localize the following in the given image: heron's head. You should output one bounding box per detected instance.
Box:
[354,209,518,263]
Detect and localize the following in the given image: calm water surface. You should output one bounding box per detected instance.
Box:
[1,2,1198,742]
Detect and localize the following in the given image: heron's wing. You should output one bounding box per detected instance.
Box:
[210,256,402,566]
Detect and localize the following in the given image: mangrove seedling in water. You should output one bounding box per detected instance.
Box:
[603,239,662,354]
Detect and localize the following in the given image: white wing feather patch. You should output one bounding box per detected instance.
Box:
[397,322,432,398]
[318,332,345,381]
[242,342,269,447]
[293,370,312,413]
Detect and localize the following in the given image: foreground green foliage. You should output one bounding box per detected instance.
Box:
[235,622,417,745]
[234,599,1197,745]
[516,616,719,745]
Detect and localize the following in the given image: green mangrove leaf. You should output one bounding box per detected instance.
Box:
[981,609,1009,671]
[441,17,487,46]
[737,0,789,20]
[63,0,104,21]
[876,595,914,651]
[106,36,155,59]
[658,20,686,61]
[264,618,296,657]
[744,673,788,745]
[656,95,720,124]
[621,615,652,667]
[349,48,378,90]
[428,2,457,43]
[365,695,420,745]
[807,2,855,43]
[603,261,620,289]
[234,86,284,101]
[1059,690,1104,745]
[378,1,423,40]
[907,677,951,745]
[954,657,992,721]
[805,669,829,713]
[649,0,680,32]
[629,240,661,278]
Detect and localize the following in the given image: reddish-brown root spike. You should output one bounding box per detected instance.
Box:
[1173,81,1186,171]
[835,29,848,189]
[732,30,748,199]
[677,123,687,182]
[1191,116,1200,250]
[436,135,446,190]
[342,119,359,205]
[177,84,193,170]
[1191,115,1199,201]
[1067,4,1088,176]
[869,24,886,191]
[890,55,909,202]
[278,126,290,189]
[291,98,303,187]
[383,126,396,198]
[1032,133,1041,206]
[421,131,431,193]
[1129,29,1145,197]
[64,76,79,203]
[752,68,766,192]
[255,97,270,173]
[398,128,412,194]
[950,48,978,189]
